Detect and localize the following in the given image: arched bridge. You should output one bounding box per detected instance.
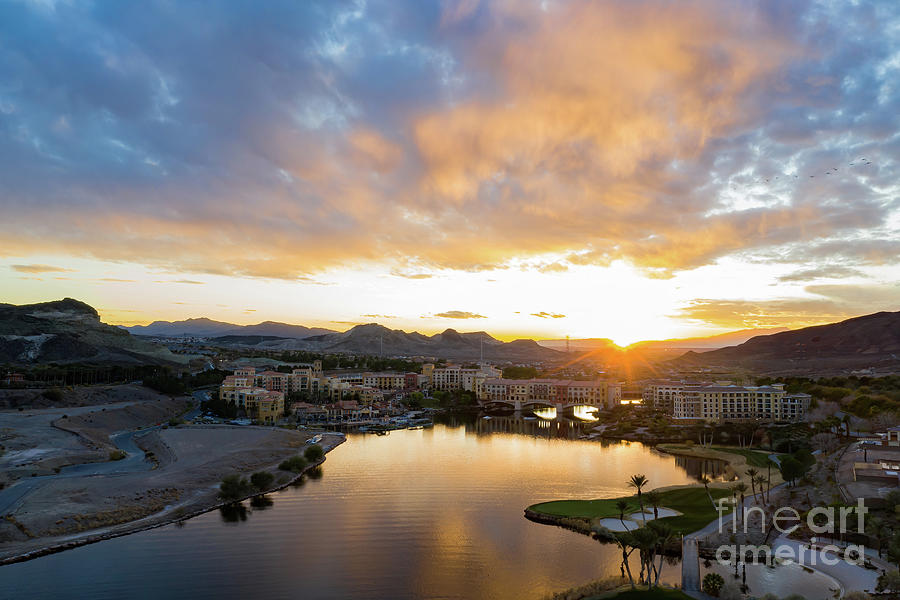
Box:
[479,399,606,411]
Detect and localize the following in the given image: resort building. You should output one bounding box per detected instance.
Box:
[642,380,688,413]
[224,365,422,413]
[478,378,621,408]
[219,376,285,424]
[431,364,501,392]
[668,382,810,422]
[362,372,407,390]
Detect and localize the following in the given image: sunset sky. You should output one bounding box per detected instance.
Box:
[1,0,899,345]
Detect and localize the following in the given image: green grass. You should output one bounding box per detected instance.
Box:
[603,588,692,599]
[529,497,642,519]
[529,487,733,535]
[652,487,732,534]
[709,446,782,467]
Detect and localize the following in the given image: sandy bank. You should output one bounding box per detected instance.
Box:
[0,423,344,564]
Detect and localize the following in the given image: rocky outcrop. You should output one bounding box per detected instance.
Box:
[0,298,187,365]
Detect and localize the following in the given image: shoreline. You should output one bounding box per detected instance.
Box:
[0,434,345,567]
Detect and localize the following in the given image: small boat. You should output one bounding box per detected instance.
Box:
[306,434,323,445]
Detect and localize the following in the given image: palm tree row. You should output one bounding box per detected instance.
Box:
[615,521,675,590]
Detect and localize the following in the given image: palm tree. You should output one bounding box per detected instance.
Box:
[629,474,649,523]
[614,532,638,588]
[733,482,748,525]
[644,489,662,520]
[746,467,759,500]
[699,475,715,509]
[841,414,853,437]
[753,475,768,504]
[615,499,630,528]
[647,521,675,588]
[631,526,660,586]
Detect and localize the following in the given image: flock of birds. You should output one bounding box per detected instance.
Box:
[753,157,875,185]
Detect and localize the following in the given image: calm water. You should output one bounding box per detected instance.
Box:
[1,417,702,600]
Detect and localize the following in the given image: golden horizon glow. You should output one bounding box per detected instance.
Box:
[3,253,895,347]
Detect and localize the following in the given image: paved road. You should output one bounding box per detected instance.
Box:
[681,537,700,591]
[771,535,880,594]
[0,393,203,516]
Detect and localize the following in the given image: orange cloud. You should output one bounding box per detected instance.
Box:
[6,0,883,284]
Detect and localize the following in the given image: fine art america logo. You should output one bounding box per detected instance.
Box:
[713,497,868,566]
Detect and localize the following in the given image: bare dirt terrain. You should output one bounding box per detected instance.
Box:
[0,415,343,562]
[0,383,174,410]
[0,386,190,485]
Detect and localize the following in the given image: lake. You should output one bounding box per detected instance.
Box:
[1,416,703,599]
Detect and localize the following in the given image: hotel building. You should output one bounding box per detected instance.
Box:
[430,364,502,392]
[661,382,810,422]
[478,378,621,408]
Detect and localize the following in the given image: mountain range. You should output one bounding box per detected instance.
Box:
[0,298,187,365]
[5,299,900,372]
[125,318,335,339]
[206,323,561,362]
[123,316,561,361]
[672,311,900,374]
[536,328,788,352]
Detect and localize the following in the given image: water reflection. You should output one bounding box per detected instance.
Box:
[571,406,599,422]
[532,406,557,420]
[218,503,248,523]
[674,455,732,482]
[440,410,602,440]
[2,425,702,600]
[250,495,274,509]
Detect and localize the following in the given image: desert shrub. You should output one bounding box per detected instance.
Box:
[250,471,275,491]
[278,455,308,473]
[109,450,126,461]
[304,444,324,462]
[250,471,274,491]
[703,572,725,597]
[219,474,253,501]
[877,569,900,593]
[42,388,65,403]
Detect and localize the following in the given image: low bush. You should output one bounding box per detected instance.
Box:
[702,573,724,597]
[304,444,324,462]
[219,474,253,501]
[109,450,126,461]
[279,455,308,473]
[42,388,65,403]
[250,471,275,491]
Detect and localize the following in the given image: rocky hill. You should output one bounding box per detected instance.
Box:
[322,324,556,361]
[672,311,900,374]
[0,298,188,365]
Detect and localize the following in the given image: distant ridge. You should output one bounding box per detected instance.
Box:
[207,323,561,362]
[630,327,790,350]
[125,319,335,339]
[672,311,900,374]
[123,316,559,361]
